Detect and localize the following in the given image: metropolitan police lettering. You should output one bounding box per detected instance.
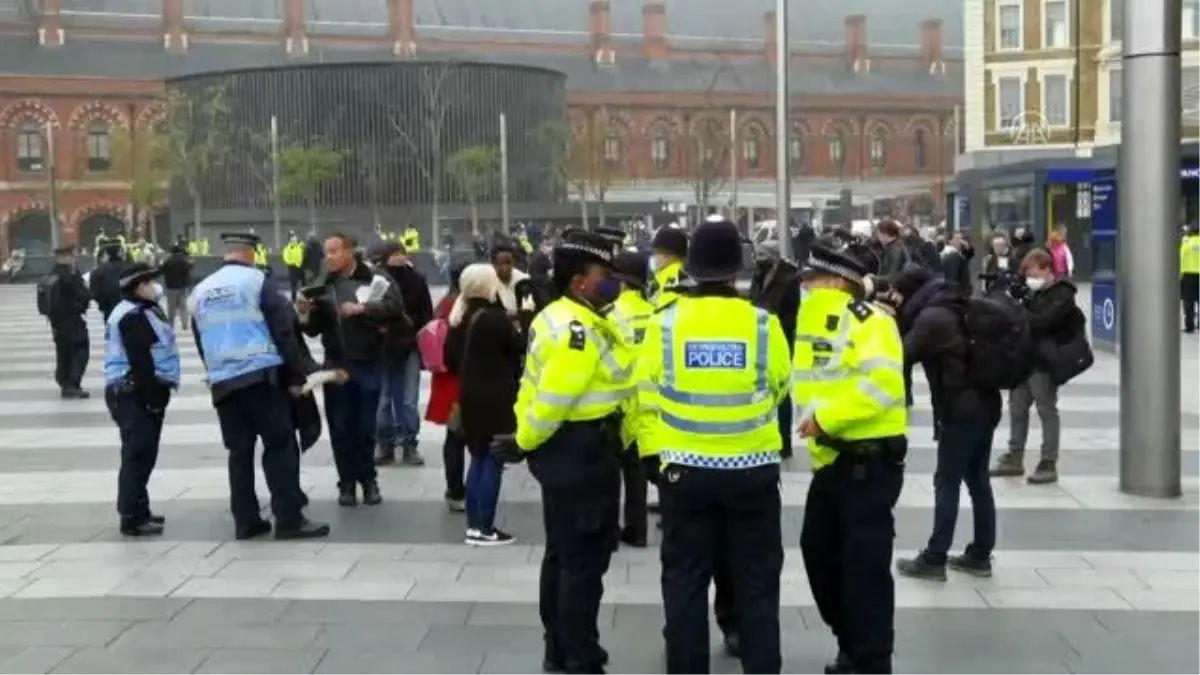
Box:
[684,341,748,369]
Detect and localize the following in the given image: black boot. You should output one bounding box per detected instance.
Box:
[337,483,357,507]
[120,520,164,537]
[824,652,853,674]
[362,480,382,506]
[234,519,272,540]
[275,518,331,540]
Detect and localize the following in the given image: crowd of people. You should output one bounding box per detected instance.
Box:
[30,211,1200,675]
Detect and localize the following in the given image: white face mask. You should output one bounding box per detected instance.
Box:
[648,255,663,274]
[1025,276,1047,291]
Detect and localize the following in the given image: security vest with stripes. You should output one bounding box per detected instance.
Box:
[514,296,635,452]
[1181,234,1200,275]
[634,295,792,468]
[793,287,907,470]
[188,263,283,385]
[610,288,655,448]
[104,299,182,387]
[650,259,685,309]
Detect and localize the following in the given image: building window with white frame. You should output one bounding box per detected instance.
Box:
[742,135,760,171]
[1184,0,1199,40]
[1044,0,1069,48]
[997,76,1023,129]
[1043,74,1069,126]
[1109,69,1122,123]
[997,2,1022,50]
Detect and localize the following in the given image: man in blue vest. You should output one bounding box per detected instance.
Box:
[189,232,329,540]
[104,262,180,537]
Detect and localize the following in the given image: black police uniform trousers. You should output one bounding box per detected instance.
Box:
[619,443,648,540]
[287,265,304,301]
[528,418,622,674]
[660,463,783,675]
[51,323,89,391]
[106,386,168,526]
[800,448,905,674]
[214,379,305,529]
[1182,273,1199,332]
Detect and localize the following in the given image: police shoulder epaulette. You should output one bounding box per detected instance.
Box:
[847,298,874,322]
[652,297,678,314]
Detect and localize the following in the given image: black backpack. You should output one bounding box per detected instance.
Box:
[36,273,58,317]
[958,294,1035,390]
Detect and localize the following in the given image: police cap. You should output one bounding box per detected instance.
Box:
[613,251,649,288]
[801,240,869,287]
[221,232,261,248]
[685,218,742,282]
[651,227,689,259]
[593,227,626,256]
[118,262,162,290]
[554,230,616,269]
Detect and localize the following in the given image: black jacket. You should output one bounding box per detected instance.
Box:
[444,299,526,448]
[300,262,408,367]
[379,262,434,365]
[900,280,1003,426]
[159,252,193,290]
[48,264,90,332]
[114,294,173,411]
[941,248,973,292]
[1024,279,1082,367]
[89,259,125,321]
[877,239,910,281]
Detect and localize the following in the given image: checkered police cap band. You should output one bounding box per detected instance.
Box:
[804,256,863,286]
[557,242,614,262]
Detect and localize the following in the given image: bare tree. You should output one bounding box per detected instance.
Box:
[678,60,732,221]
[388,62,460,248]
[159,86,231,240]
[533,106,624,227]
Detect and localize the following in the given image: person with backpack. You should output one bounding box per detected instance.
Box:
[990,249,1088,484]
[39,246,93,399]
[887,266,1005,581]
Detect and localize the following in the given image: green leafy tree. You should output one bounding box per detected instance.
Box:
[113,125,169,244]
[158,86,231,240]
[277,139,346,236]
[446,145,500,235]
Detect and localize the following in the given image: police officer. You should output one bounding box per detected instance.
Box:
[42,246,92,399]
[402,224,421,253]
[648,227,689,307]
[282,231,306,300]
[1180,223,1199,333]
[189,232,329,540]
[793,242,907,675]
[104,263,179,537]
[492,229,632,674]
[608,251,654,548]
[90,238,128,321]
[634,218,790,674]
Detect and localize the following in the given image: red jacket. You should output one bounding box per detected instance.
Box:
[425,293,459,425]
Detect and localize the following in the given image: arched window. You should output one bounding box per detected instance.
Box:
[870,128,887,170]
[16,121,44,172]
[604,134,622,169]
[827,133,844,168]
[789,133,807,173]
[87,120,111,172]
[914,129,928,172]
[742,134,760,171]
[650,131,669,172]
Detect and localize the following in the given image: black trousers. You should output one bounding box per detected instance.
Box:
[52,327,89,390]
[660,464,783,675]
[444,430,467,501]
[215,381,305,528]
[106,388,166,525]
[619,446,648,539]
[801,453,904,674]
[1182,273,1199,331]
[287,266,304,301]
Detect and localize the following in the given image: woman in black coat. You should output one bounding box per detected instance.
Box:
[444,263,526,546]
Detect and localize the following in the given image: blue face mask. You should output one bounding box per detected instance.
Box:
[595,278,622,304]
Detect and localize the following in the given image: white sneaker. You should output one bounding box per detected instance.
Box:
[466,528,515,547]
[464,527,481,544]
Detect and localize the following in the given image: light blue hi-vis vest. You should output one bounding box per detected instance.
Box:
[189,264,282,385]
[104,299,182,387]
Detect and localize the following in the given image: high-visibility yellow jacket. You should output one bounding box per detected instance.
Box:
[282,241,305,268]
[610,288,655,447]
[1181,234,1200,275]
[649,259,685,309]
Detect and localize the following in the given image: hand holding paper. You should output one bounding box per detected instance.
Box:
[301,369,350,393]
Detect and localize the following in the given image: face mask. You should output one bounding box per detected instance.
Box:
[594,278,622,305]
[648,256,663,275]
[1025,276,1047,291]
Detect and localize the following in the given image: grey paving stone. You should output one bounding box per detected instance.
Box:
[895,654,1073,674]
[0,598,189,622]
[479,651,551,674]
[109,620,323,650]
[466,601,616,628]
[417,624,547,655]
[0,621,131,648]
[1062,614,1200,674]
[49,647,212,674]
[314,648,484,674]
[314,622,429,651]
[1091,609,1200,636]
[0,646,75,674]
[894,626,1076,663]
[195,648,329,674]
[279,599,472,626]
[170,598,293,624]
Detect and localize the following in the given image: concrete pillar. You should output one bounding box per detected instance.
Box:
[1118,0,1182,498]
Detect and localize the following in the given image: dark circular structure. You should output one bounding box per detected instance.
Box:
[167,61,567,219]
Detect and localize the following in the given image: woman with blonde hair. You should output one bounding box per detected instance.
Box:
[444,263,526,545]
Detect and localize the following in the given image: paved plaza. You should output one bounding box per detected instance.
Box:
[0,283,1194,673]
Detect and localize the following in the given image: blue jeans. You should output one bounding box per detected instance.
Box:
[325,363,381,487]
[465,449,504,531]
[377,352,421,448]
[924,420,997,563]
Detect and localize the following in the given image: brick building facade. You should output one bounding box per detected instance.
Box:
[0,0,963,254]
